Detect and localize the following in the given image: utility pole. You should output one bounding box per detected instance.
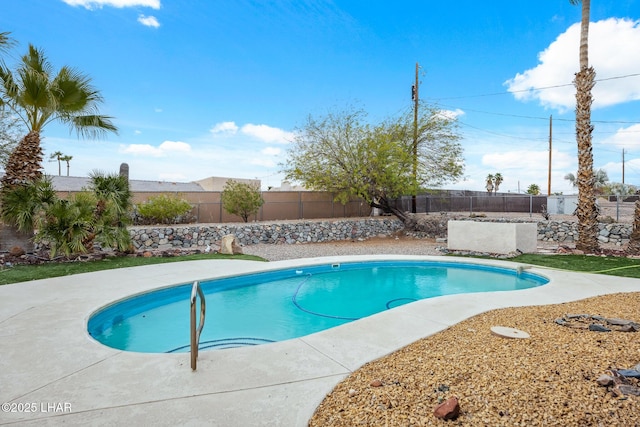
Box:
[547,115,552,195]
[622,148,626,184]
[411,62,419,213]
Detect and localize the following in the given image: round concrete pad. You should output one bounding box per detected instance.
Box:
[490,326,530,339]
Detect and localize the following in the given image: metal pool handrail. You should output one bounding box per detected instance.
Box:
[190,280,206,371]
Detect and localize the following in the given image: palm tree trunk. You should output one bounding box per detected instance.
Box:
[574,66,599,252]
[627,199,640,254]
[572,0,598,253]
[0,131,43,187]
[0,131,43,253]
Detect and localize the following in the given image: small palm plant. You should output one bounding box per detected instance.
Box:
[2,172,133,257]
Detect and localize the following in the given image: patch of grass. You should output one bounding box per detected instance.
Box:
[510,253,640,279]
[0,253,266,286]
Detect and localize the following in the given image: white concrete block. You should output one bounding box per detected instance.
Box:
[447,221,537,254]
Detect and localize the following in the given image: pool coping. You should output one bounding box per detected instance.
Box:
[1,255,639,426]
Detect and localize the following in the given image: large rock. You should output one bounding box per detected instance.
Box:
[433,396,460,420]
[220,234,243,255]
[0,224,34,253]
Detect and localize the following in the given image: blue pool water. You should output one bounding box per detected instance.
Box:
[88,260,548,353]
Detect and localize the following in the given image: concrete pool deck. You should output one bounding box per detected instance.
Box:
[1,255,639,426]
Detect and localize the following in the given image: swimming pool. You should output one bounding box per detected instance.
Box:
[88,260,548,353]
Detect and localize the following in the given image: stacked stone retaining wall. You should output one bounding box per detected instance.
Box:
[129,218,405,251]
[129,217,632,251]
[537,221,630,246]
[465,218,630,246]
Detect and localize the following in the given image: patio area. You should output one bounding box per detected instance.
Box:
[1,255,639,426]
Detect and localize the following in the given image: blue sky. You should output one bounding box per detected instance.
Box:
[1,0,639,194]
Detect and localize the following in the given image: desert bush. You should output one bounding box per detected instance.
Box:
[221,180,264,222]
[136,194,193,224]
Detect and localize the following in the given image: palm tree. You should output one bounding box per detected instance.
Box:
[0,45,117,187]
[50,151,64,176]
[565,168,607,192]
[527,184,541,195]
[493,173,503,194]
[0,44,117,251]
[3,172,132,257]
[564,172,577,188]
[485,174,494,194]
[570,0,599,252]
[627,199,640,254]
[61,154,73,176]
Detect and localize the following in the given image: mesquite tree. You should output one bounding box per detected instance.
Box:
[283,105,463,226]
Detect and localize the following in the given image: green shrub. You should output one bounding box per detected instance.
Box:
[1,173,133,257]
[136,194,193,224]
[221,180,264,222]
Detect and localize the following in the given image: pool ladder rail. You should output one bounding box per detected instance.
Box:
[190,280,206,371]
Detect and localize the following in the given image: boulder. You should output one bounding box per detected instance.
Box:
[220,234,243,255]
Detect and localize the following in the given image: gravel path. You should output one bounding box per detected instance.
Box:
[242,236,445,261]
[241,233,640,426]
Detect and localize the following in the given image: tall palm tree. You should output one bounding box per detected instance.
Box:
[485,174,494,194]
[0,44,117,188]
[50,151,64,176]
[570,0,599,252]
[61,154,73,176]
[0,44,117,251]
[493,173,503,194]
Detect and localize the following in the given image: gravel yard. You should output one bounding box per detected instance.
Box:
[308,292,640,426]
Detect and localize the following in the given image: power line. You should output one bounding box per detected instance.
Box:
[437,103,640,125]
[429,72,640,101]
[458,121,548,143]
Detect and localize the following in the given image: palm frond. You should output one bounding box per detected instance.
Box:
[21,45,53,77]
[0,32,17,53]
[69,114,118,138]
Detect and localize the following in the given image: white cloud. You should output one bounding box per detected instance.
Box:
[601,124,640,151]
[249,158,277,168]
[437,109,465,120]
[138,15,160,28]
[62,0,160,9]
[134,130,142,135]
[482,149,573,171]
[261,147,282,156]
[119,140,191,157]
[158,172,188,181]
[154,108,163,113]
[159,140,191,152]
[241,124,295,144]
[474,149,578,194]
[505,18,640,111]
[210,121,239,135]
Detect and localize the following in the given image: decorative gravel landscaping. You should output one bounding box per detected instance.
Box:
[309,292,640,426]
